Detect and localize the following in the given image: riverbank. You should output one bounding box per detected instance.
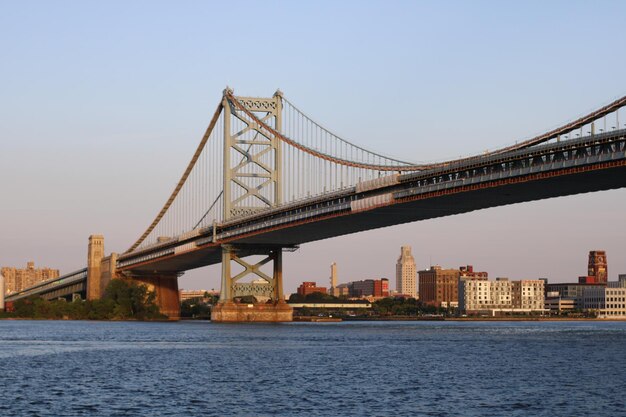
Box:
[293,316,342,322]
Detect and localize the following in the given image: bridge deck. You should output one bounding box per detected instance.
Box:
[124,158,626,273]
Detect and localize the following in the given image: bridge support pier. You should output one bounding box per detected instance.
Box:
[212,245,293,323]
[133,274,180,320]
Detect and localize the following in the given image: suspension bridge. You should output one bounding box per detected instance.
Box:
[6,89,626,321]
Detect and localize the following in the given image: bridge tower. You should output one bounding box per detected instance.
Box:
[212,89,292,322]
[87,235,105,300]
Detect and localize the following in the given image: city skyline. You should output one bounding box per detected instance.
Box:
[1,1,625,295]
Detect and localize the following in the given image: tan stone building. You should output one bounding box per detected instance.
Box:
[1,262,60,295]
[396,246,417,298]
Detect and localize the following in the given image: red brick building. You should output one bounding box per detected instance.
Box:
[350,278,389,298]
[579,250,608,284]
[297,282,327,296]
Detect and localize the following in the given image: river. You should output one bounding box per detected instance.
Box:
[0,320,624,416]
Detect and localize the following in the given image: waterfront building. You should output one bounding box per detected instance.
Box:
[544,282,603,310]
[396,246,417,298]
[513,280,546,311]
[459,278,545,315]
[1,262,60,294]
[419,266,461,307]
[580,283,626,318]
[297,282,327,296]
[544,297,576,313]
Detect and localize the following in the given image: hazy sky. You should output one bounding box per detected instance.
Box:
[1,1,625,293]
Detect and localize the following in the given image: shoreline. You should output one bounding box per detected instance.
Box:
[3,316,626,322]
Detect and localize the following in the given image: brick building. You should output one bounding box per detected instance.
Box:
[579,250,608,284]
[297,282,327,296]
[418,266,461,308]
[349,278,389,298]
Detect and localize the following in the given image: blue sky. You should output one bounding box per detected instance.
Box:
[1,1,625,292]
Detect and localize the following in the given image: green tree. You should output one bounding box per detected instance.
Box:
[103,279,163,320]
[8,279,164,320]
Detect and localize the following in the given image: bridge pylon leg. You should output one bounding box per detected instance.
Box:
[212,244,293,323]
[133,273,180,320]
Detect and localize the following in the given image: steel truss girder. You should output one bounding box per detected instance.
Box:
[219,244,285,303]
[223,89,283,220]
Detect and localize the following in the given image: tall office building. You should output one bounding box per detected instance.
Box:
[396,246,417,298]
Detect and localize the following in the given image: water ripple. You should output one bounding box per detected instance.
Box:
[0,320,625,416]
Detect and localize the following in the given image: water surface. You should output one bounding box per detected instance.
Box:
[0,320,624,416]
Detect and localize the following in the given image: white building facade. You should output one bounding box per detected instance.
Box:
[459,278,545,315]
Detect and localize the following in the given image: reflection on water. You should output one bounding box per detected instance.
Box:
[0,320,624,416]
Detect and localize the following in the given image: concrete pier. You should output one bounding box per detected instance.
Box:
[211,301,293,322]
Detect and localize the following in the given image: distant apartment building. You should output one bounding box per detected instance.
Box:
[1,262,60,294]
[396,246,417,298]
[513,280,546,311]
[419,266,460,308]
[459,278,545,315]
[349,278,389,298]
[297,282,327,296]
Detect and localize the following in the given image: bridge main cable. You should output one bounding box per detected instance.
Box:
[125,100,224,253]
[227,91,626,172]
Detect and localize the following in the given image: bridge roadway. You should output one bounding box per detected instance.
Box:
[117,128,626,274]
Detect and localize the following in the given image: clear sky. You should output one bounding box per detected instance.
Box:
[1,0,625,293]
